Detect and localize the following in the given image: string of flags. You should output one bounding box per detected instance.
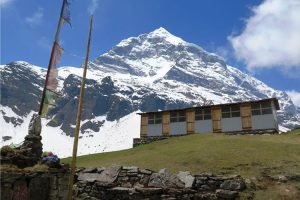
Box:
[40,0,72,117]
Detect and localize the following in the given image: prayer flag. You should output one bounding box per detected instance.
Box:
[62,0,71,26]
[46,42,63,91]
[41,89,60,117]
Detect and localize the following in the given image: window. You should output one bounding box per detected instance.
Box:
[251,102,272,115]
[261,102,272,114]
[195,108,211,120]
[231,105,240,117]
[148,113,162,124]
[222,105,240,118]
[170,111,186,122]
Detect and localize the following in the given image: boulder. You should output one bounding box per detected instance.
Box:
[220,179,246,191]
[148,169,185,188]
[216,189,238,199]
[176,171,195,188]
[98,165,121,183]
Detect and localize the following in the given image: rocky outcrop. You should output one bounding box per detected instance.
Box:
[0,114,43,168]
[74,166,247,200]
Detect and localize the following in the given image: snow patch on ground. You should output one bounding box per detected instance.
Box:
[0,107,35,146]
[278,125,291,133]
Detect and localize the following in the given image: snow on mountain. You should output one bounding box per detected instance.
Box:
[1,27,300,157]
[1,108,140,158]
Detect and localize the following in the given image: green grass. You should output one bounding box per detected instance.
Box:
[63,129,300,199]
[63,129,300,175]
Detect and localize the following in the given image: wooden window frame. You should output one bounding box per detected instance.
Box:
[222,105,240,118]
[251,102,272,116]
[170,111,186,123]
[195,108,211,120]
[148,113,162,124]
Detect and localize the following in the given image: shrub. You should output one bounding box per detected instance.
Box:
[0,145,14,156]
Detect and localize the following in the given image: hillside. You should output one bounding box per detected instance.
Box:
[63,130,300,199]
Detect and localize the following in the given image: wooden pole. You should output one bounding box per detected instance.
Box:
[67,15,93,200]
[38,0,65,116]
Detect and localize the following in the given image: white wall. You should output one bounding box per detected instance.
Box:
[169,122,186,135]
[252,114,277,130]
[147,124,162,136]
[221,117,242,132]
[195,120,213,133]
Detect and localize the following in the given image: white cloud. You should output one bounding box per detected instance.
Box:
[286,90,300,107]
[25,7,44,26]
[87,0,99,15]
[229,0,300,70]
[0,0,14,7]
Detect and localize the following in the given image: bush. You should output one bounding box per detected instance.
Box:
[0,145,14,156]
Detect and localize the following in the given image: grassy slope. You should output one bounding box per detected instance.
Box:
[63,130,300,175]
[63,129,300,199]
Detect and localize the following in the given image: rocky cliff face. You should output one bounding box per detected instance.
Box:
[1,27,299,156]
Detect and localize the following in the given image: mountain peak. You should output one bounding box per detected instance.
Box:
[148,27,186,45]
[150,27,171,35]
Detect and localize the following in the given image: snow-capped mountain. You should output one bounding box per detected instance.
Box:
[1,27,299,157]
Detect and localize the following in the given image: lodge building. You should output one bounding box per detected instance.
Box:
[138,98,280,137]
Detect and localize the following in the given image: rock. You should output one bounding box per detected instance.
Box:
[28,114,42,135]
[77,173,103,182]
[287,173,300,181]
[216,189,238,199]
[96,167,105,173]
[1,172,23,183]
[148,168,185,188]
[2,136,12,142]
[121,181,132,188]
[82,167,98,173]
[13,180,29,200]
[278,175,288,182]
[244,178,256,190]
[108,186,135,194]
[139,174,150,186]
[177,171,195,188]
[123,166,138,171]
[211,175,239,181]
[135,187,163,195]
[194,176,208,189]
[194,192,217,199]
[198,172,213,177]
[139,169,153,175]
[28,177,49,200]
[97,165,121,183]
[0,113,43,168]
[220,179,246,191]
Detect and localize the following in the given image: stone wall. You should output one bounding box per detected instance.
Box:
[1,167,69,200]
[1,114,43,168]
[133,129,279,148]
[133,135,186,148]
[74,166,246,200]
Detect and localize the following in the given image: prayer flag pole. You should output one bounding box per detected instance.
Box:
[38,0,70,116]
[67,15,93,200]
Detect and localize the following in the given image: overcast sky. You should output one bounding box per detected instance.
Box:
[1,0,300,106]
